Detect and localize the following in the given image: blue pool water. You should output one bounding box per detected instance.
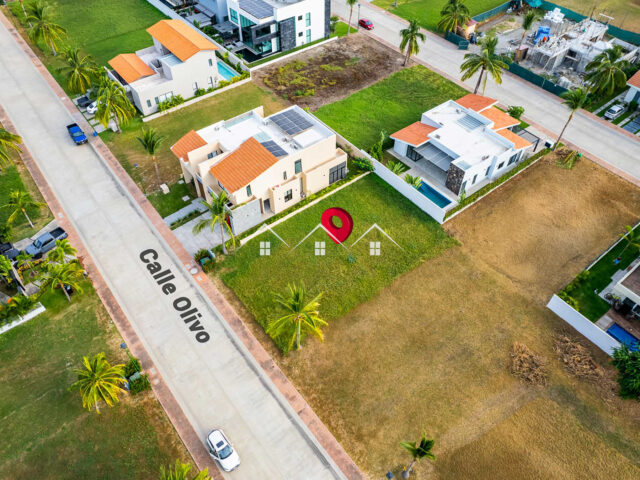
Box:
[607,323,640,351]
[417,181,452,208]
[217,60,240,81]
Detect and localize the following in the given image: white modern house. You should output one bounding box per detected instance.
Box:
[222,0,330,60]
[171,105,347,233]
[108,20,225,115]
[625,70,640,104]
[390,94,533,198]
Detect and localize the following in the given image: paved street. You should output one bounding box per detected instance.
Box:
[0,19,345,480]
[333,1,640,179]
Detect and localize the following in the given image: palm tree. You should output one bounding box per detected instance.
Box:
[584,45,630,97]
[38,261,84,302]
[16,251,35,277]
[346,0,357,36]
[192,192,235,255]
[400,430,436,478]
[266,284,326,352]
[437,0,471,34]
[388,160,405,175]
[404,174,422,188]
[400,19,426,67]
[94,78,136,132]
[0,128,22,173]
[460,35,510,94]
[57,46,98,94]
[618,225,640,257]
[554,88,588,150]
[26,0,66,56]
[69,352,126,413]
[519,10,541,48]
[159,460,212,480]
[3,190,44,228]
[137,128,165,185]
[48,238,77,264]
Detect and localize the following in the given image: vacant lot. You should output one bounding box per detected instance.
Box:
[314,65,467,150]
[554,0,640,33]
[0,283,192,479]
[254,34,405,110]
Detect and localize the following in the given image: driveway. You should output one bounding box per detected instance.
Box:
[332,0,640,180]
[0,19,345,480]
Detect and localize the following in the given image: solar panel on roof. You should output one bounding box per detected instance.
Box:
[270,110,314,136]
[457,114,484,130]
[260,140,287,157]
[238,0,273,19]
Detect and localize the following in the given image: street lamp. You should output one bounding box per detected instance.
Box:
[357,3,361,28]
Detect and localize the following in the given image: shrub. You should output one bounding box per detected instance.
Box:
[368,131,386,161]
[194,88,206,97]
[218,80,230,89]
[507,105,525,119]
[194,249,210,263]
[201,257,216,273]
[128,373,151,395]
[629,100,639,112]
[612,345,640,399]
[353,157,374,172]
[558,290,579,310]
[0,223,12,242]
[123,354,142,378]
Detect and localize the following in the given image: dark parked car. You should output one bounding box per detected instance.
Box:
[359,18,374,30]
[76,95,92,108]
[24,227,68,258]
[0,242,19,263]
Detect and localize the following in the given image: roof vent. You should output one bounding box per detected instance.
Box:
[434,134,440,139]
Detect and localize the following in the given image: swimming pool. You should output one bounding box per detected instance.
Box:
[217,60,240,81]
[607,323,639,351]
[416,180,452,208]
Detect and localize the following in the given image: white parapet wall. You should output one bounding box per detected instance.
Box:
[0,303,46,335]
[547,294,621,356]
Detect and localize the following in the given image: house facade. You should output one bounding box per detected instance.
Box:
[224,0,329,59]
[171,105,347,229]
[390,94,533,198]
[625,70,640,104]
[108,20,222,115]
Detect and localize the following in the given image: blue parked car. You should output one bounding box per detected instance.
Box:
[66,123,87,145]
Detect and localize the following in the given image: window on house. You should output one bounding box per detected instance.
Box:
[208,76,215,89]
[208,58,213,67]
[298,15,303,20]
[154,97,159,105]
[284,189,293,202]
[305,13,311,26]
[315,241,325,256]
[192,82,198,93]
[485,166,490,177]
[283,171,287,180]
[472,174,478,184]
[406,145,422,161]
[298,31,303,37]
[229,8,238,24]
[146,99,152,107]
[507,153,518,165]
[246,184,252,196]
[497,162,504,170]
[295,160,302,174]
[306,29,311,43]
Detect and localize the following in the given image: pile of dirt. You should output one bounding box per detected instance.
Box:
[553,334,604,381]
[510,342,548,386]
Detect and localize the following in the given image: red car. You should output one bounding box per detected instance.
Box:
[359,18,374,30]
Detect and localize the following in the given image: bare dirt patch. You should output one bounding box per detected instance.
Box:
[510,342,548,386]
[553,333,605,381]
[253,34,406,110]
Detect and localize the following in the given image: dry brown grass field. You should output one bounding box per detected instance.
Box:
[224,153,640,479]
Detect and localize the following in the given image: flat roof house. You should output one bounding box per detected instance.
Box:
[390,93,533,199]
[171,105,347,233]
[108,20,222,115]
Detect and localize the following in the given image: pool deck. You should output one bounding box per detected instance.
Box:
[598,309,640,344]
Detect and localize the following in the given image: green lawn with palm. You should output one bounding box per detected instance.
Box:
[218,174,457,353]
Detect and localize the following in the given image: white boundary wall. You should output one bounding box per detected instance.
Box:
[547,294,621,356]
[0,303,46,335]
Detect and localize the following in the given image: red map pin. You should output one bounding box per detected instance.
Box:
[321,207,353,244]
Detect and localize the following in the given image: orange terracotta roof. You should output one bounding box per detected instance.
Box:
[209,138,278,193]
[497,129,532,150]
[171,130,207,161]
[481,107,520,130]
[628,70,640,89]
[390,121,438,147]
[108,54,155,84]
[455,93,497,112]
[147,19,217,62]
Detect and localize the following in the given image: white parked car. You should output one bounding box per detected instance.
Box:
[86,101,98,115]
[604,104,625,120]
[206,429,240,472]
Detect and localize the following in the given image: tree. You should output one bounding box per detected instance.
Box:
[266,284,326,352]
[346,0,358,36]
[437,0,471,34]
[0,128,22,173]
[137,128,165,185]
[554,88,588,150]
[400,430,436,478]
[519,10,541,48]
[26,0,66,56]
[388,160,406,175]
[94,78,136,132]
[404,174,422,188]
[159,460,212,480]
[16,251,35,277]
[48,238,77,264]
[612,345,640,399]
[400,19,426,67]
[460,35,510,95]
[2,190,44,228]
[192,192,235,255]
[69,352,126,413]
[38,261,84,302]
[584,45,630,97]
[0,255,12,285]
[57,46,98,94]
[618,225,640,257]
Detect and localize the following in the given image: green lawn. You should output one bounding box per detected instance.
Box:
[562,225,640,321]
[219,174,457,353]
[333,21,357,37]
[146,181,196,218]
[372,0,506,32]
[314,65,467,150]
[0,282,191,479]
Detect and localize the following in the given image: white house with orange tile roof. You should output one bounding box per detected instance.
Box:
[390,93,533,198]
[171,105,347,231]
[625,70,640,104]
[108,20,224,115]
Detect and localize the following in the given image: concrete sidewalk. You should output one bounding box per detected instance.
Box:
[332,0,640,181]
[0,14,359,480]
